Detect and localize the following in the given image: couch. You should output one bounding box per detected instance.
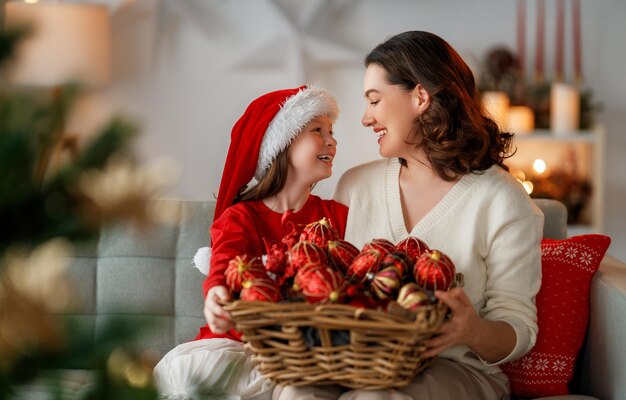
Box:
[15,199,626,399]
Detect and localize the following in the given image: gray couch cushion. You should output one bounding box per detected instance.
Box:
[534,198,567,240]
[63,200,213,359]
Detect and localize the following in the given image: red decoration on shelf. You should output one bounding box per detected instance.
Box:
[397,283,430,311]
[413,250,456,292]
[395,236,429,264]
[299,265,345,304]
[225,255,267,293]
[299,217,339,248]
[240,278,282,302]
[327,239,360,273]
[347,249,383,281]
[362,238,396,258]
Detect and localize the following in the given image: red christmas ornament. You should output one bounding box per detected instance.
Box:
[366,266,402,300]
[299,217,339,248]
[263,238,287,277]
[225,255,267,293]
[292,261,325,291]
[397,283,431,311]
[382,251,414,280]
[344,282,361,298]
[347,292,379,309]
[327,239,359,273]
[281,223,303,249]
[413,250,456,291]
[287,240,328,276]
[346,249,383,281]
[343,281,378,309]
[362,238,396,258]
[240,278,282,302]
[395,236,429,264]
[299,265,345,304]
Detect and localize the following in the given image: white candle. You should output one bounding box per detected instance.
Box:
[482,91,510,131]
[508,106,535,134]
[550,83,580,134]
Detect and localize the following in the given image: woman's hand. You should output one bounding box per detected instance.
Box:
[422,287,516,362]
[422,287,482,358]
[204,285,234,334]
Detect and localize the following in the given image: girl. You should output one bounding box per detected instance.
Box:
[275,32,543,400]
[154,86,348,399]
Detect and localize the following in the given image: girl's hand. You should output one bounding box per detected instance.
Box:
[422,287,484,358]
[204,285,233,334]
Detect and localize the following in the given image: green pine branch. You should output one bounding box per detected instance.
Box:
[0,28,159,399]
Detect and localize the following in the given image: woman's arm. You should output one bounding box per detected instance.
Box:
[424,210,543,364]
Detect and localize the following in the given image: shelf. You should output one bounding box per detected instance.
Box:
[513,130,598,143]
[508,126,605,234]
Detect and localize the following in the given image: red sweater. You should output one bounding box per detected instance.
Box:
[196,195,348,341]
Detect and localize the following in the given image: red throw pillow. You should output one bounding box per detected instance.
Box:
[501,234,611,398]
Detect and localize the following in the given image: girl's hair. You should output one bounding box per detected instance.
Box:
[365,31,513,181]
[234,148,290,203]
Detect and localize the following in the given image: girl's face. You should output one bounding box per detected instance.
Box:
[287,115,336,185]
[362,64,422,158]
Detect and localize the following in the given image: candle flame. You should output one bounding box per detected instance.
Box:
[533,159,546,174]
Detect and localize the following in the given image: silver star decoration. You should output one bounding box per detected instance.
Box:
[233,0,364,84]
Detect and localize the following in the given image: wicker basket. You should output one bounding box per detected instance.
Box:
[223,300,448,390]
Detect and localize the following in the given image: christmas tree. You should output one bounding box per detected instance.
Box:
[0,25,169,400]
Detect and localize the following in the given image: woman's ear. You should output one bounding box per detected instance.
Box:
[412,84,430,114]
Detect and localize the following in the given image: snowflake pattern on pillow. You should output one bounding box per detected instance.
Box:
[501,234,611,398]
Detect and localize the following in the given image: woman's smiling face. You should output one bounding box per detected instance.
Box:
[362,64,421,159]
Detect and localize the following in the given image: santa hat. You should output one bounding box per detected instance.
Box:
[214,85,339,224]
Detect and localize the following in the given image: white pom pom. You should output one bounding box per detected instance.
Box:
[192,247,211,275]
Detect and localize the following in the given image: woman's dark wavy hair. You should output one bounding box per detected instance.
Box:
[365,31,514,181]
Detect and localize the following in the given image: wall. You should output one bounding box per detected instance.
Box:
[81,0,626,259]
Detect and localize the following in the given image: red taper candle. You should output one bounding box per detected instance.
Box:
[555,0,565,81]
[573,0,582,83]
[517,0,526,79]
[535,0,545,82]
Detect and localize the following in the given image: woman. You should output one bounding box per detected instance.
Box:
[274,31,543,400]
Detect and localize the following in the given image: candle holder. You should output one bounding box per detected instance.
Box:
[508,106,535,134]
